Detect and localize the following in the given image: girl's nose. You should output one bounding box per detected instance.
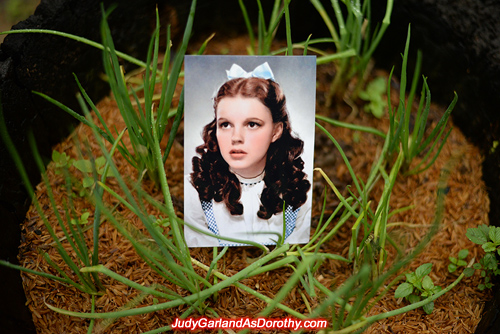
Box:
[231,127,244,144]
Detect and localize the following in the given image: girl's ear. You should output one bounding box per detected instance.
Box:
[272,123,283,142]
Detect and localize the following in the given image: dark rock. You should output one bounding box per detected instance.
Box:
[0,0,160,332]
[371,1,500,332]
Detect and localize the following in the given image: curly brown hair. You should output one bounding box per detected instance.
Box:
[191,77,310,219]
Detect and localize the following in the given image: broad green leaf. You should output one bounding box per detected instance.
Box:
[448,263,457,273]
[449,256,457,264]
[479,224,491,235]
[489,226,500,244]
[394,282,413,298]
[466,227,488,245]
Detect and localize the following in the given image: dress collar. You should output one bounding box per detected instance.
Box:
[230,168,265,185]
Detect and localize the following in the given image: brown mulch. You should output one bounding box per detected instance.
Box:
[18,36,490,333]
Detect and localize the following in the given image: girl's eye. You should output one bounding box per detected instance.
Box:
[218,122,230,129]
[248,122,261,128]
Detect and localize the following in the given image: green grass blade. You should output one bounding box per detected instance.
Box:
[284,0,293,56]
[316,122,363,196]
[238,0,255,54]
[310,0,339,47]
[157,0,196,136]
[417,91,457,153]
[45,245,290,319]
[32,91,112,143]
[73,74,114,140]
[0,29,147,68]
[316,114,386,138]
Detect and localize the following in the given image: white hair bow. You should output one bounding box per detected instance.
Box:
[226,62,275,81]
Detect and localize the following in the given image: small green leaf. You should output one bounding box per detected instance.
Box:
[448,263,457,273]
[95,156,106,168]
[359,77,387,118]
[80,212,90,222]
[406,272,418,285]
[416,263,432,279]
[449,256,457,265]
[458,249,469,259]
[52,150,60,161]
[395,282,413,298]
[422,275,434,291]
[52,150,72,168]
[464,267,475,277]
[73,159,93,173]
[483,253,498,270]
[483,242,497,253]
[457,259,467,267]
[82,177,95,188]
[432,285,443,294]
[408,294,420,304]
[422,301,434,314]
[473,263,482,270]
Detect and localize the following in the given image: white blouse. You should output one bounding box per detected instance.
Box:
[183,173,311,247]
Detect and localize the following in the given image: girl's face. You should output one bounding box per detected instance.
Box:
[216,96,283,178]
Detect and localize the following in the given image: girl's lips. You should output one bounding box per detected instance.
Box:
[229,149,247,159]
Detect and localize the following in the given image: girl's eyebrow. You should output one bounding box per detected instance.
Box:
[216,117,266,123]
[245,117,265,123]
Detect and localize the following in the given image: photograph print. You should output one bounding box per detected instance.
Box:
[183,55,316,247]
